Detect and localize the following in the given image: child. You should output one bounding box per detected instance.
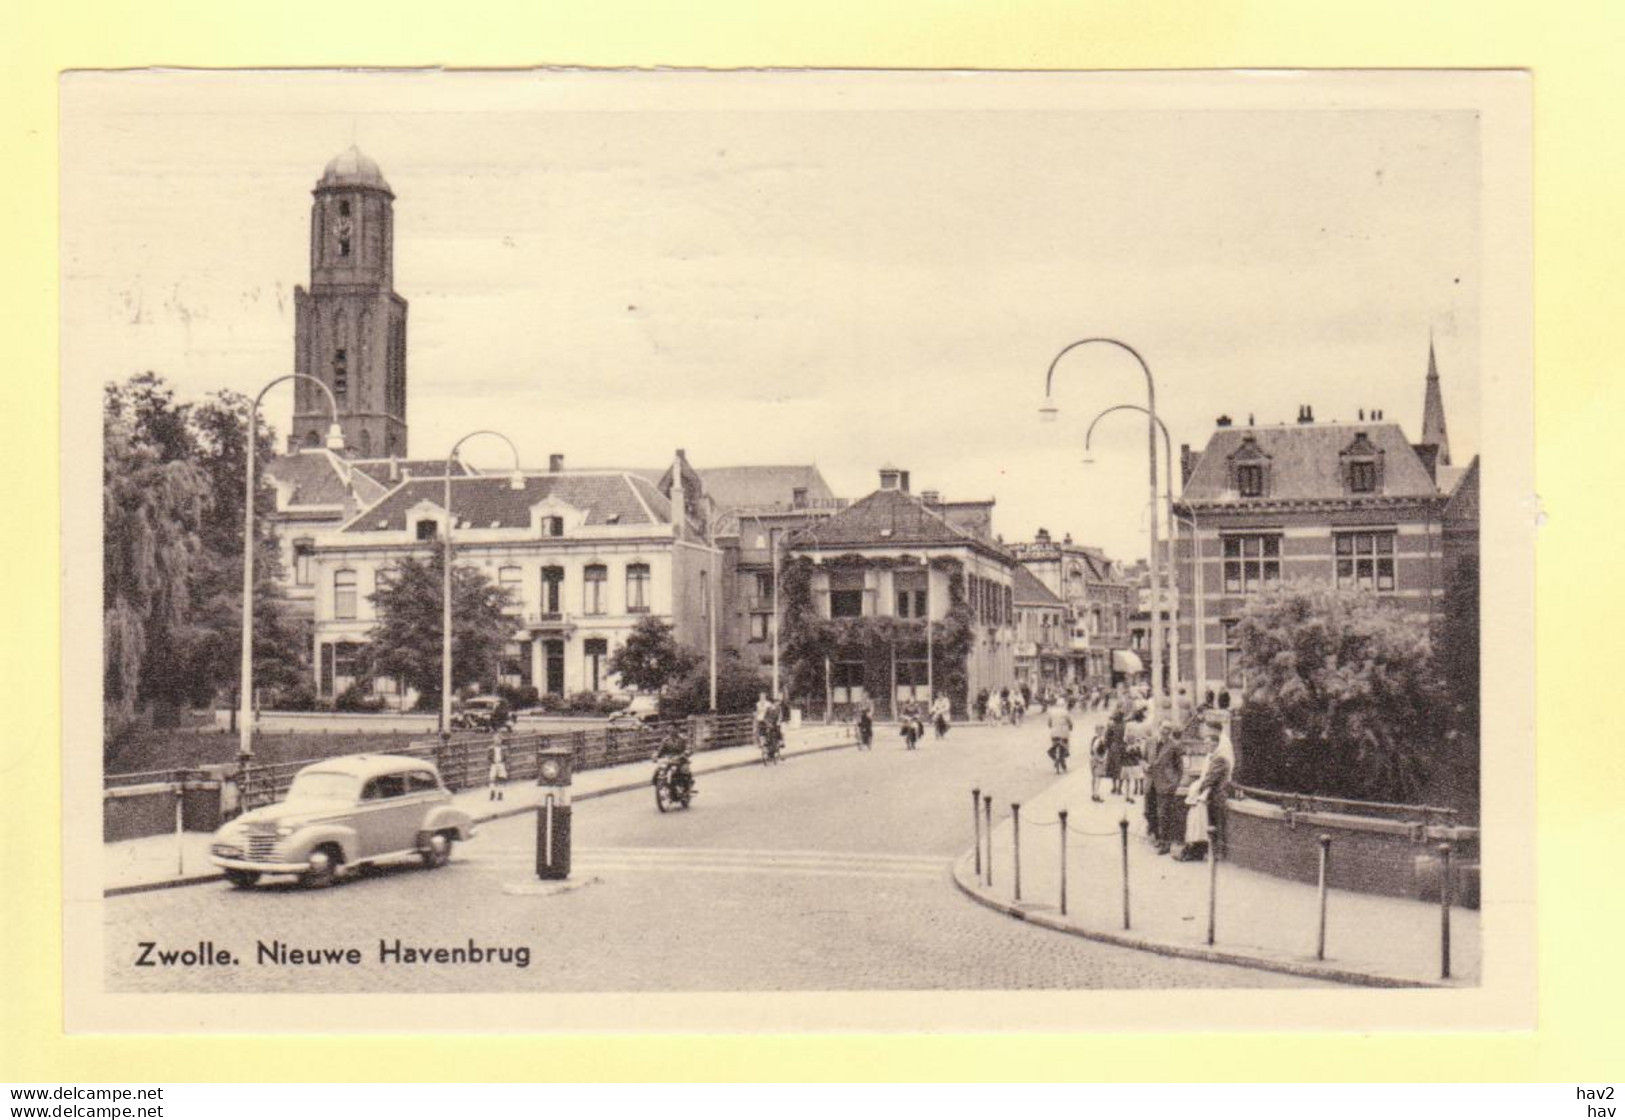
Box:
[487,736,508,801]
[1121,741,1146,800]
[900,706,922,750]
[1088,732,1108,803]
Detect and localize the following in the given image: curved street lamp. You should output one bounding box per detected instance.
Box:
[441,431,526,736]
[1039,338,1163,730]
[1083,404,1188,710]
[239,375,343,764]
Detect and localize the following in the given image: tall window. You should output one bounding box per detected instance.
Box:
[894,570,926,619]
[584,638,608,691]
[1222,535,1281,594]
[625,563,651,612]
[334,569,358,620]
[373,565,396,596]
[293,543,314,586]
[499,565,524,612]
[1223,619,1244,687]
[1236,464,1264,498]
[831,661,866,704]
[749,613,771,642]
[1335,531,1396,591]
[583,564,607,615]
[540,566,563,614]
[754,572,774,607]
[828,570,866,618]
[333,348,348,398]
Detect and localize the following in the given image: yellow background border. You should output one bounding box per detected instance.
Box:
[3,0,1614,1081]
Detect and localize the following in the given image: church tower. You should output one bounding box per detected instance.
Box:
[292,146,408,458]
[1421,338,1451,468]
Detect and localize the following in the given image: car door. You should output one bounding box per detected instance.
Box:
[355,773,415,856]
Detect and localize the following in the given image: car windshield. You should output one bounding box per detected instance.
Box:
[285,771,360,802]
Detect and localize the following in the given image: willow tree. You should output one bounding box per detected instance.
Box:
[102,405,208,750]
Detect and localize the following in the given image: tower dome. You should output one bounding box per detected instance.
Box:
[318,145,391,192]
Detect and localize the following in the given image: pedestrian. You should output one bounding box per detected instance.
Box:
[1009,689,1025,725]
[1104,708,1127,796]
[1179,716,1235,861]
[487,735,509,801]
[1147,726,1185,855]
[1088,730,1109,803]
[975,688,989,722]
[856,705,874,750]
[1122,738,1146,800]
[1046,702,1073,773]
[931,692,951,739]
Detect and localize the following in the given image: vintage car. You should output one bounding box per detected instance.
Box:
[450,695,513,733]
[209,755,476,889]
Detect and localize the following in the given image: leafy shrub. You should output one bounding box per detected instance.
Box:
[496,684,541,711]
[334,683,386,713]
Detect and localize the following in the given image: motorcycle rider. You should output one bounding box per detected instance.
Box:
[653,725,695,797]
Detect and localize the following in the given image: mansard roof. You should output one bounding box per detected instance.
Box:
[338,472,672,534]
[1181,422,1440,504]
[788,487,1013,564]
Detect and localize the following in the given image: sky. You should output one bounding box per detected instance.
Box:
[63,70,1483,562]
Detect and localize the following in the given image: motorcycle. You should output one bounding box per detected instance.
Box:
[652,755,695,812]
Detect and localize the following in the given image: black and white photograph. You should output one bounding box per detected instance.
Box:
[62,69,1532,1032]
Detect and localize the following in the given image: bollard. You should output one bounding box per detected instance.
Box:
[1206,825,1219,945]
[975,790,988,884]
[1439,842,1453,980]
[1058,809,1069,916]
[1011,803,1022,902]
[972,789,982,881]
[174,779,185,877]
[1119,817,1131,930]
[1316,834,1332,961]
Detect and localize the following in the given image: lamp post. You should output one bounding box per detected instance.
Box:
[239,375,343,765]
[1084,403,1181,712]
[1040,337,1163,731]
[440,431,525,736]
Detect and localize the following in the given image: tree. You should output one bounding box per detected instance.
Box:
[367,552,516,706]
[661,656,769,719]
[102,374,304,735]
[103,402,208,751]
[1232,581,1451,803]
[606,616,699,694]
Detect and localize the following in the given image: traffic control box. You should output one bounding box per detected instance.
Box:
[534,746,574,880]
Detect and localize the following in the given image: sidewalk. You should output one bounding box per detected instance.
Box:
[955,763,1480,987]
[104,724,855,896]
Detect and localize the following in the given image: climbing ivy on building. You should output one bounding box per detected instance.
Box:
[780,553,975,717]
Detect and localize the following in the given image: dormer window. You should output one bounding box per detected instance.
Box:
[546,516,564,537]
[1340,431,1385,495]
[415,518,438,541]
[1227,435,1272,499]
[1236,464,1265,497]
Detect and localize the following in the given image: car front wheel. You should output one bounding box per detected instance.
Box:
[421,831,453,869]
[224,869,260,889]
[301,844,343,889]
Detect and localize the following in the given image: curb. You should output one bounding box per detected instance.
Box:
[949,855,1447,989]
[104,734,857,898]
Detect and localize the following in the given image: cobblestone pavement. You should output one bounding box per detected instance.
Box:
[104,718,1333,992]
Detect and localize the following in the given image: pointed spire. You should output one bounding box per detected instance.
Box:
[1422,336,1451,466]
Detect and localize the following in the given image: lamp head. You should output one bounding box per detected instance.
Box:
[1038,398,1060,423]
[1081,454,1097,466]
[324,423,346,451]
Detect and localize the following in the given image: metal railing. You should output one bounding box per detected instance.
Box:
[1231,784,1460,825]
[220,712,760,810]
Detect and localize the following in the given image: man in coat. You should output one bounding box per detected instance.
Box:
[1147,727,1187,855]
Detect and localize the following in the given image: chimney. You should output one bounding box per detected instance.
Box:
[878,465,910,492]
[388,457,400,483]
[1297,404,1315,425]
[1180,443,1196,487]
[1216,414,1233,428]
[1358,408,1365,421]
[1063,532,1073,544]
[549,453,565,472]
[1035,527,1051,543]
[920,489,941,505]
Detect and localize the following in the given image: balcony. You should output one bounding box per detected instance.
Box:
[520,611,574,632]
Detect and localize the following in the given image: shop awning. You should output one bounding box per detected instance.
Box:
[1112,649,1144,674]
